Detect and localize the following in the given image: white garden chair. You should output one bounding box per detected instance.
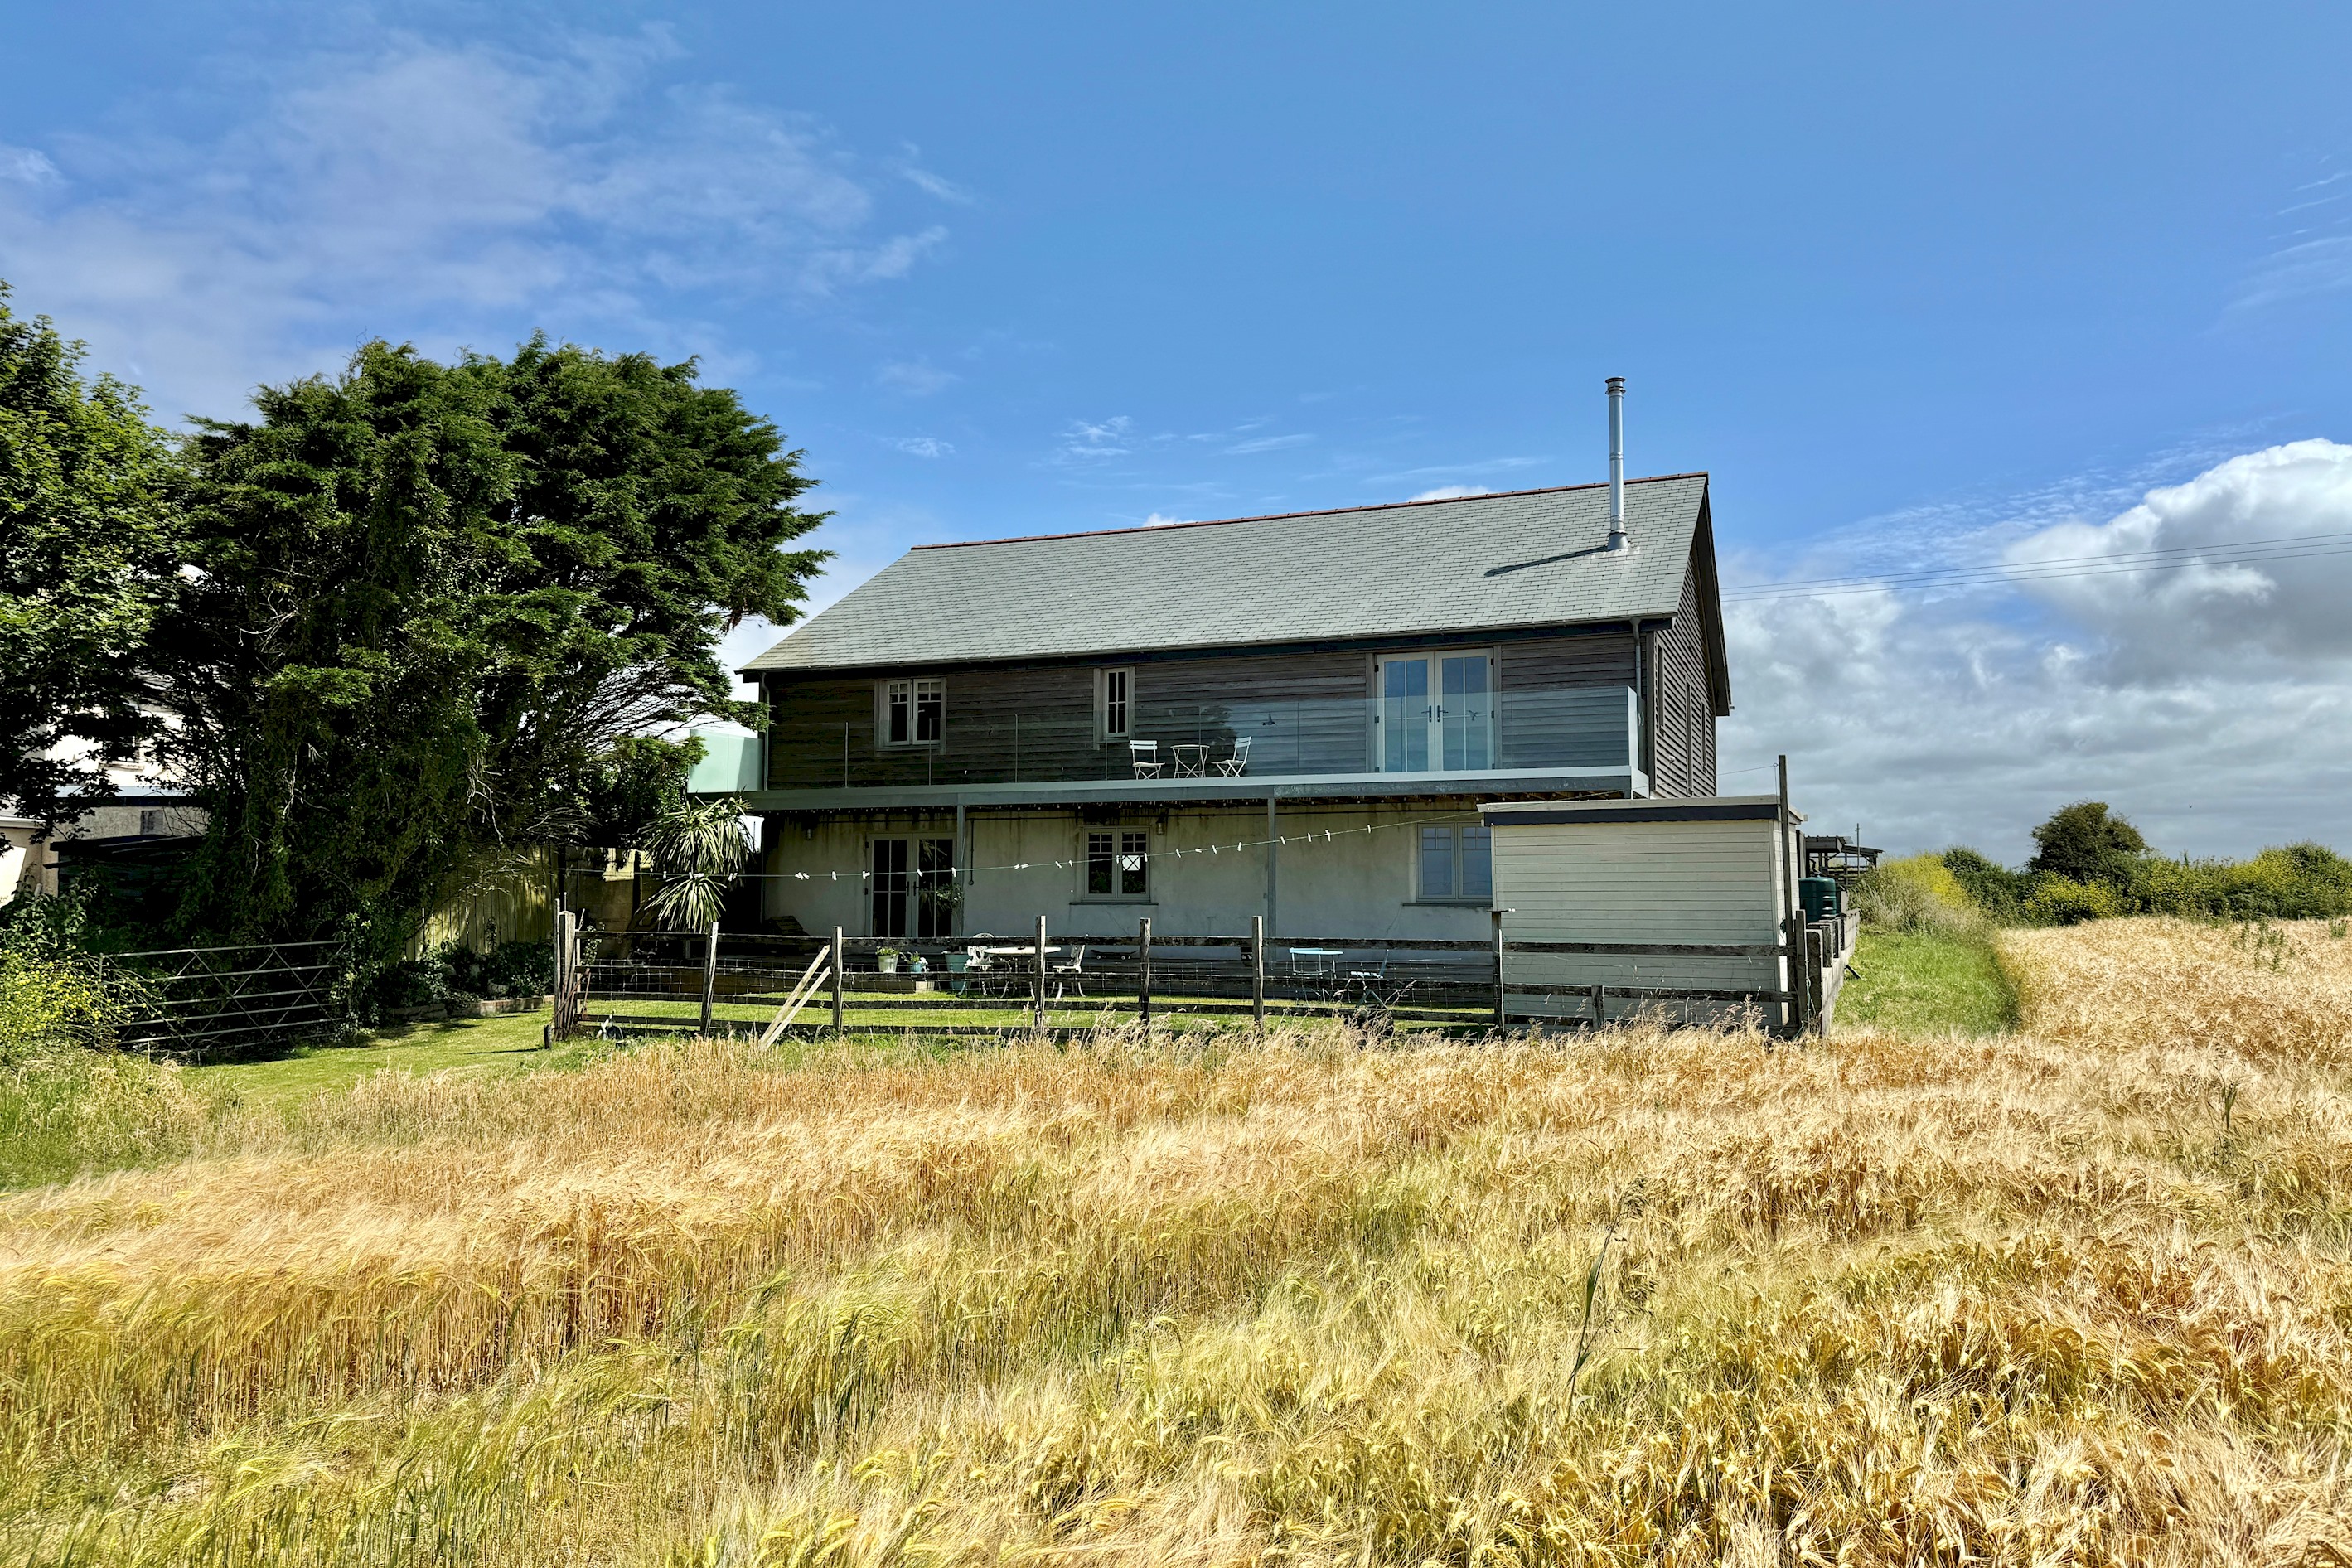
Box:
[1214,735,1252,776]
[1129,740,1165,778]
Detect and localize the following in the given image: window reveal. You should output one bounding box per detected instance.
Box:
[1086,830,1149,898]
[883,678,944,746]
[1417,824,1492,901]
[1099,667,1131,738]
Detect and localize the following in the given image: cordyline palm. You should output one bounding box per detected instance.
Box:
[640,796,750,931]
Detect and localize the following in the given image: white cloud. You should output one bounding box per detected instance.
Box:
[1408,484,1491,501]
[1055,416,1134,462]
[1721,440,2352,863]
[0,30,945,420]
[2003,438,2352,675]
[1223,433,1313,455]
[898,166,974,205]
[1142,511,1190,527]
[0,146,60,186]
[875,358,957,395]
[892,436,953,458]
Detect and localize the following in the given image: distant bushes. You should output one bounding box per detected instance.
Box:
[1851,854,1987,938]
[1855,801,2352,931]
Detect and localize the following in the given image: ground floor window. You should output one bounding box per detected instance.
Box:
[1086,830,1149,898]
[873,836,956,937]
[1417,823,1492,901]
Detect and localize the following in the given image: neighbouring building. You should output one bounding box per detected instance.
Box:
[704,455,1733,945]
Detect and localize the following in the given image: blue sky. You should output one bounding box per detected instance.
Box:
[6,3,2350,859]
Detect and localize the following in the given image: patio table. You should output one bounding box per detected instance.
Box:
[1170,743,1209,777]
[1286,946,1345,977]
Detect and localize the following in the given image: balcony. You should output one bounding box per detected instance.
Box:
[700,685,1648,810]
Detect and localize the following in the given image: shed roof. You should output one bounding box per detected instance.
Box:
[745,472,1717,676]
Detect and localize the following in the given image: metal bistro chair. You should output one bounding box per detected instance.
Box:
[1050,945,1089,1000]
[1215,735,1252,776]
[1129,740,1165,778]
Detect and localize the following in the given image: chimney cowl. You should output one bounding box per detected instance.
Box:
[1604,376,1628,552]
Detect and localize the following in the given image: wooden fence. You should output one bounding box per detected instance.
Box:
[548,912,1851,1043]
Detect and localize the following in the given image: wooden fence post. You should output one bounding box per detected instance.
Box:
[1033,914,1048,1033]
[700,918,720,1036]
[1138,916,1153,1035]
[830,927,844,1033]
[1251,914,1266,1036]
[1490,907,1508,1032]
[1590,982,1605,1031]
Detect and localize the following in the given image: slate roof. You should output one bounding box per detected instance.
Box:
[744,473,1716,675]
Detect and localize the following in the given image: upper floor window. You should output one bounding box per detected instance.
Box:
[1097,667,1133,739]
[881,678,944,746]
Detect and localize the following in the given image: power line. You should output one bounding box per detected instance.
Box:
[1721,528,2352,603]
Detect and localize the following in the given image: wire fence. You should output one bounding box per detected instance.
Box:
[549,917,1845,1042]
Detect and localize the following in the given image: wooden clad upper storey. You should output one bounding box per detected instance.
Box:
[742,477,1731,798]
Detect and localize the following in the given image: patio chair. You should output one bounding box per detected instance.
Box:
[1050,945,1088,1000]
[1214,735,1252,777]
[1129,740,1164,778]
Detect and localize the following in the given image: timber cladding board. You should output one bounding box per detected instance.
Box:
[1491,820,1783,945]
[766,636,1648,789]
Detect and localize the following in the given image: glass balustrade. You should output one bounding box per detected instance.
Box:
[773,685,1641,789]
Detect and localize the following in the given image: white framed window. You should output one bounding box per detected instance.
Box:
[1083,830,1151,900]
[1097,667,1133,739]
[1416,824,1493,903]
[879,677,945,747]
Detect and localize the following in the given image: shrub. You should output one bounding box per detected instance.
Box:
[2022,874,2128,926]
[361,938,556,1019]
[1941,847,2033,922]
[1851,854,1983,936]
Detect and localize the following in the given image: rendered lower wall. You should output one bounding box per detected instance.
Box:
[1491,811,1791,1024]
[757,803,1498,942]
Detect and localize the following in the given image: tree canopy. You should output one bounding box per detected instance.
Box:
[0,284,178,824]
[2025,801,2149,885]
[149,336,826,956]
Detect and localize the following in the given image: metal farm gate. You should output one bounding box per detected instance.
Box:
[109,939,351,1058]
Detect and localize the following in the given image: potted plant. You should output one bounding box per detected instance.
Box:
[877,947,904,974]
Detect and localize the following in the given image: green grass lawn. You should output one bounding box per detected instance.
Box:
[190,1011,580,1106]
[1835,927,2018,1037]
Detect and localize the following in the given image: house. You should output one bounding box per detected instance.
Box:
[6,716,207,907]
[714,457,1733,946]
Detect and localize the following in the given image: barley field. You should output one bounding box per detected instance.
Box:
[6,919,2352,1565]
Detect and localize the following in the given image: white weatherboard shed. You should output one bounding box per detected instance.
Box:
[1485,796,1799,1028]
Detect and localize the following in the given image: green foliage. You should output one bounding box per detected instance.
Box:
[0,891,133,1062]
[640,796,752,931]
[2027,801,2146,884]
[1941,847,2033,922]
[1851,854,1984,936]
[2020,874,2128,926]
[152,337,828,959]
[1926,836,2352,927]
[0,281,179,822]
[363,939,555,1019]
[1838,927,2017,1036]
[576,735,704,850]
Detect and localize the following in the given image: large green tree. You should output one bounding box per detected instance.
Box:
[0,283,177,823]
[2027,800,2148,885]
[152,337,826,954]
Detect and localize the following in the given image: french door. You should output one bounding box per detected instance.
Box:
[1377,651,1493,772]
[872,837,956,938]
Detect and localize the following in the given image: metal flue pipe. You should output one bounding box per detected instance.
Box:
[1605,375,1628,551]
